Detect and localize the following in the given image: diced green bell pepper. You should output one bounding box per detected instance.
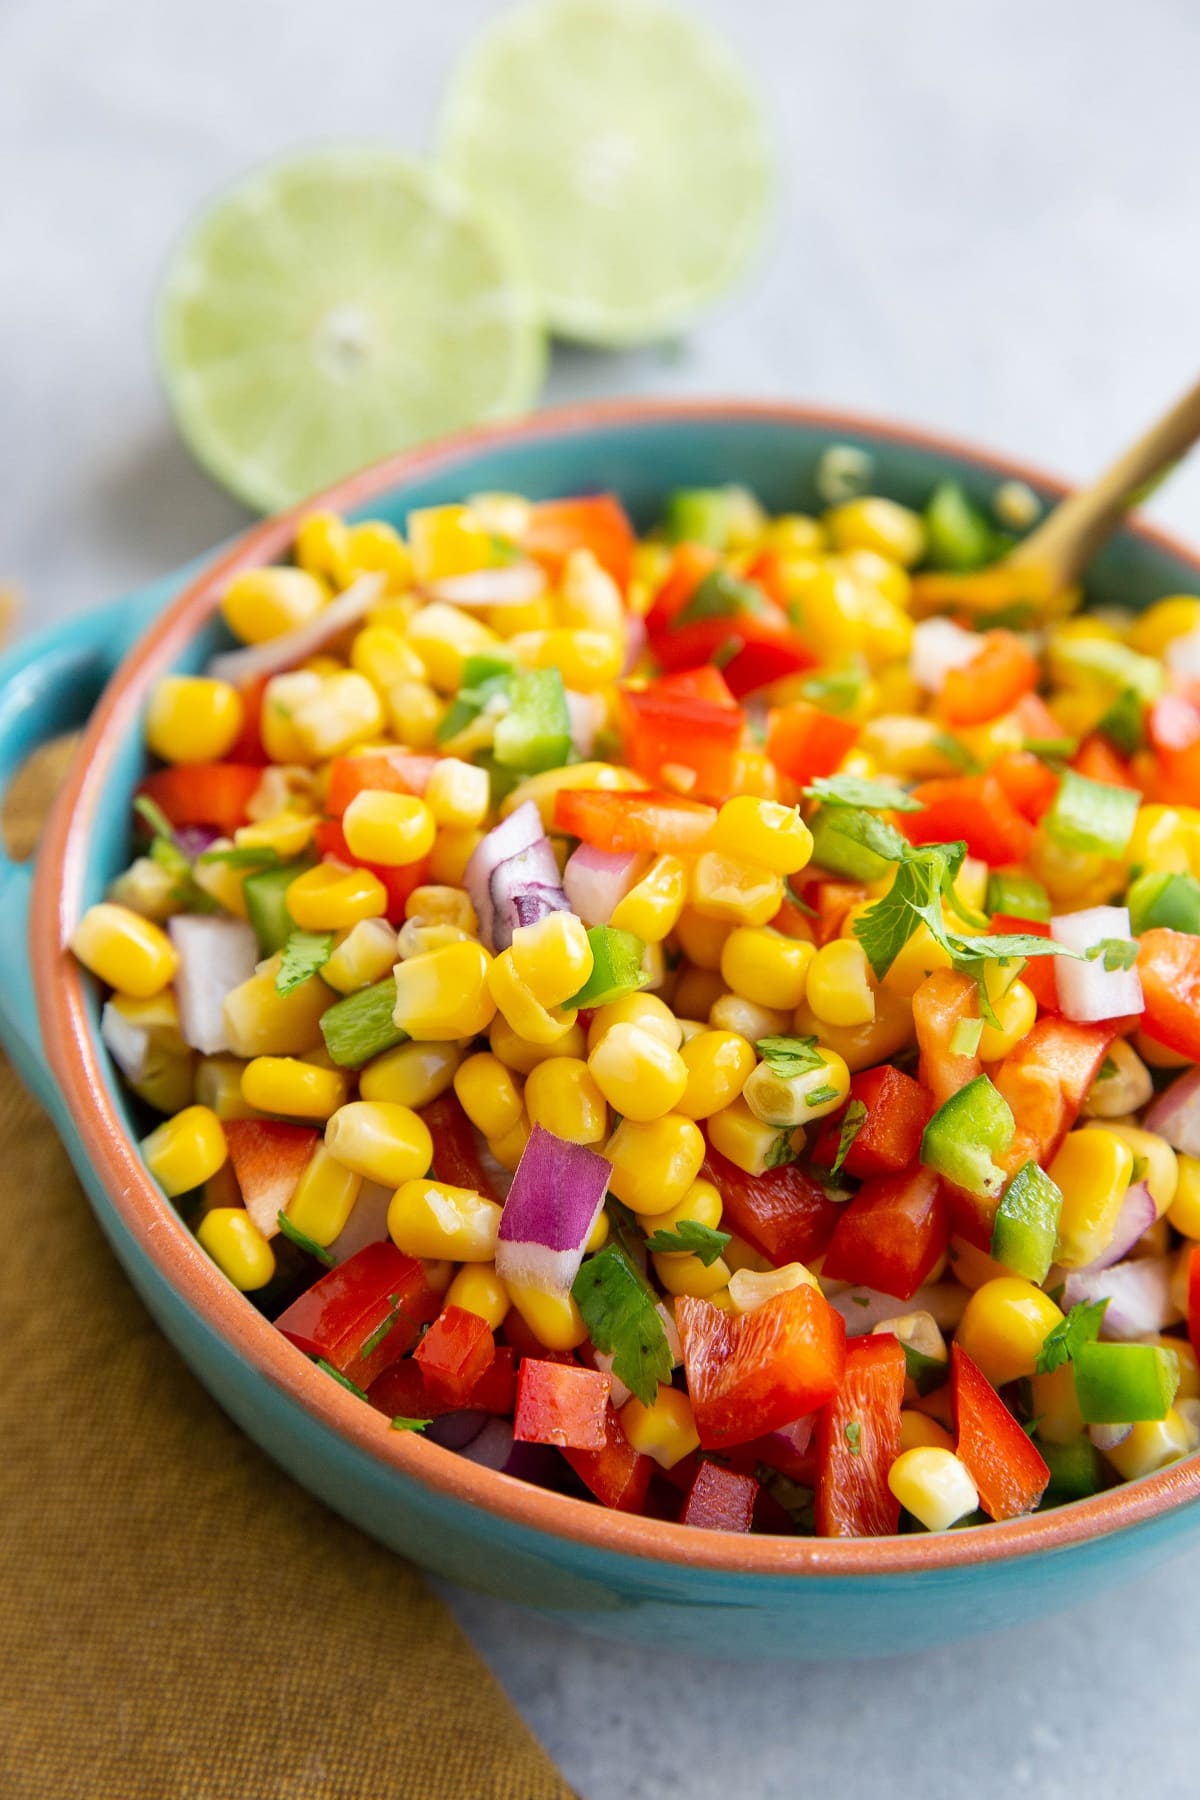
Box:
[435,663,512,746]
[920,1075,1015,1201]
[991,1161,1063,1284]
[663,484,764,549]
[492,668,572,773]
[675,568,770,627]
[568,927,649,1009]
[922,482,996,571]
[1127,869,1200,937]
[1097,687,1144,756]
[985,871,1051,923]
[1072,1341,1180,1424]
[1052,637,1164,704]
[320,979,408,1068]
[1044,769,1141,859]
[808,806,895,882]
[243,856,315,955]
[1038,1435,1103,1504]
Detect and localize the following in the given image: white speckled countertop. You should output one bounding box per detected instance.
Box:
[4,0,1200,1792]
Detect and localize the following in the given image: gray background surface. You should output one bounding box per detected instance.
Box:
[3,1,1198,1794]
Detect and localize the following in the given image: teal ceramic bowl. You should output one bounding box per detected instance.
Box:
[5,399,1200,1659]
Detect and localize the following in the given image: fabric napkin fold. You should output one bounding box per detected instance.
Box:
[0,743,575,1800]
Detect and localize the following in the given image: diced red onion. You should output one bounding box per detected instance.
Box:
[366,749,436,796]
[327,1180,392,1261]
[489,838,567,951]
[495,1125,612,1297]
[622,613,647,677]
[562,843,647,926]
[207,571,386,685]
[463,800,544,949]
[420,562,547,608]
[1050,905,1143,1022]
[565,689,604,759]
[910,618,980,691]
[1145,1066,1200,1154]
[1063,1256,1179,1339]
[458,1418,514,1470]
[426,1410,489,1451]
[1075,1180,1157,1272]
[656,1300,683,1367]
[100,1001,153,1084]
[168,914,259,1054]
[173,825,221,858]
[1089,1422,1133,1453]
[591,1349,631,1409]
[511,884,571,932]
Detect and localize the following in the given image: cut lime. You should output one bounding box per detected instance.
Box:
[439,0,772,347]
[157,150,547,513]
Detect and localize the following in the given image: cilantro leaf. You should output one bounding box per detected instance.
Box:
[134,795,178,842]
[571,1246,672,1406]
[764,1131,800,1169]
[800,666,866,715]
[756,1035,826,1078]
[389,1416,432,1432]
[134,795,219,912]
[315,1359,369,1401]
[1034,1298,1109,1376]
[676,568,770,626]
[276,1212,336,1266]
[360,1295,407,1359]
[1085,937,1139,972]
[643,1220,732,1267]
[931,731,983,773]
[820,807,911,863]
[830,1099,868,1175]
[1096,1055,1119,1082]
[803,774,921,813]
[852,841,965,978]
[276,929,335,996]
[844,1420,862,1456]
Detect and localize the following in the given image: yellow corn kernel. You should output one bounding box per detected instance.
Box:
[345,518,412,587]
[510,910,593,1009]
[350,626,426,691]
[182,840,247,919]
[653,1251,731,1298]
[1082,1119,1178,1217]
[241,1056,347,1121]
[509,627,623,693]
[129,1051,197,1117]
[888,1446,978,1531]
[286,861,388,931]
[792,985,914,1074]
[706,796,815,877]
[504,1281,590,1351]
[721,927,814,1010]
[342,791,436,869]
[1127,596,1200,656]
[837,546,914,613]
[976,978,1037,1062]
[244,765,318,824]
[1050,1128,1136,1267]
[707,1095,803,1176]
[1104,1409,1195,1480]
[407,601,504,692]
[258,672,322,762]
[424,757,490,829]
[407,503,492,581]
[106,855,180,922]
[197,1207,276,1290]
[1082,1038,1153,1118]
[396,921,471,962]
[1136,1028,1193,1071]
[671,964,727,1022]
[1168,1155,1200,1237]
[234,810,316,861]
[1147,1335,1200,1400]
[804,938,876,1028]
[727,1262,819,1312]
[763,513,825,558]
[359,1039,461,1108]
[486,947,575,1044]
[899,1411,956,1454]
[605,1114,706,1215]
[285,1143,362,1246]
[194,1055,257,1121]
[294,511,355,586]
[609,855,688,942]
[825,497,926,567]
[320,918,399,994]
[144,675,244,765]
[141,1104,227,1198]
[404,886,477,934]
[876,918,955,998]
[321,1101,432,1188]
[586,992,681,1053]
[71,903,178,998]
[677,1029,756,1120]
[291,671,384,760]
[587,1210,610,1252]
[487,1110,532,1173]
[391,939,497,1040]
[486,594,557,637]
[691,852,784,928]
[445,1262,511,1331]
[1027,1361,1084,1445]
[302,654,344,678]
[955,1278,1064,1387]
[453,1052,525,1141]
[388,1178,501,1261]
[524,1056,608,1145]
[386,679,443,750]
[637,1176,723,1245]
[222,958,334,1058]
[673,908,728,973]
[500,760,643,832]
[427,826,483,887]
[945,1235,1017,1290]
[708,993,791,1042]
[742,1045,850,1128]
[221,567,329,644]
[723,1232,772,1276]
[488,1017,583,1079]
[618,1388,700,1469]
[559,547,626,633]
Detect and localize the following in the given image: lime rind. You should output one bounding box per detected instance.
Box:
[157,147,547,514]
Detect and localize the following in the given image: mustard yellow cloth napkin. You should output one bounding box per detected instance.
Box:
[0,746,575,1800]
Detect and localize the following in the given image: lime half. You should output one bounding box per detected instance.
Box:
[158,150,547,513]
[439,0,772,347]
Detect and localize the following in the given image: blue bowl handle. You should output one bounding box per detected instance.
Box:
[0,579,176,1110]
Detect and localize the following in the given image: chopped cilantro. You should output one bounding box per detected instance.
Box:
[1034,1299,1109,1376]
[360,1295,406,1360]
[276,1213,336,1266]
[756,1035,826,1077]
[805,1084,839,1107]
[315,1359,369,1401]
[820,807,911,863]
[643,1220,732,1267]
[844,1420,862,1456]
[134,795,218,912]
[800,666,866,715]
[571,1246,672,1406]
[764,1131,800,1170]
[802,774,921,813]
[1096,1055,1119,1082]
[1085,937,1139,972]
[276,928,335,995]
[390,1416,432,1432]
[830,1100,868,1175]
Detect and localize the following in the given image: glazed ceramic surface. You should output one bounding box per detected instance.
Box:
[5,400,1200,1658]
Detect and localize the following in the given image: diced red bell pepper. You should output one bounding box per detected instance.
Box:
[677,1285,846,1450]
[912,968,982,1108]
[820,1166,947,1302]
[137,763,264,835]
[940,631,1038,726]
[740,548,790,608]
[1149,692,1200,754]
[275,1242,442,1385]
[786,877,869,945]
[1188,1246,1200,1362]
[562,1404,654,1511]
[990,751,1060,824]
[680,1461,759,1532]
[811,1064,932,1179]
[326,750,436,817]
[766,702,861,787]
[513,1359,612,1450]
[1013,691,1064,742]
[902,773,1033,865]
[420,1094,502,1200]
[367,1345,517,1419]
[1137,929,1200,1060]
[414,1304,496,1406]
[313,819,430,924]
[1072,735,1139,791]
[523,494,636,590]
[553,787,716,854]
[644,543,722,636]
[987,914,1059,1012]
[725,1414,817,1485]
[951,1344,1049,1520]
[620,683,743,799]
[702,1144,841,1268]
[225,1118,319,1238]
[654,614,818,700]
[994,1016,1120,1171]
[644,665,738,708]
[814,1334,906,1537]
[228,674,271,764]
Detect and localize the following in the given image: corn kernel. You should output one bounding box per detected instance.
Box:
[286,861,387,931]
[453,1052,525,1141]
[637,1176,723,1244]
[1082,1119,1178,1217]
[424,758,490,829]
[222,958,333,1058]
[295,512,355,587]
[709,993,791,1041]
[706,796,814,876]
[405,886,477,934]
[792,985,915,1073]
[509,627,623,692]
[386,679,443,749]
[234,810,316,860]
[618,1387,699,1469]
[524,1056,608,1145]
[559,547,625,634]
[586,991,681,1053]
[407,601,504,692]
[321,918,399,994]
[671,964,728,1021]
[653,1252,731,1298]
[197,1207,276,1290]
[290,671,384,759]
[486,948,575,1044]
[350,625,426,691]
[728,1262,819,1312]
[241,1056,347,1121]
[1050,1128,1136,1266]
[692,852,784,927]
[605,1114,705,1215]
[408,503,492,581]
[977,977,1037,1062]
[609,855,689,942]
[427,826,484,886]
[222,567,329,644]
[707,1095,803,1175]
[676,1029,756,1120]
[504,1281,589,1351]
[588,1023,687,1122]
[723,1233,773,1275]
[742,1045,850,1127]
[342,790,436,867]
[445,1262,510,1330]
[320,1100,432,1187]
[1128,597,1200,657]
[674,906,730,971]
[346,519,412,587]
[286,1143,362,1246]
[804,938,876,1028]
[194,1055,257,1121]
[1082,1038,1153,1118]
[72,902,178,999]
[141,1104,227,1197]
[825,496,926,567]
[488,1012,587,1074]
[587,1210,610,1251]
[955,1277,1064,1387]
[721,927,814,1010]
[393,939,497,1040]
[106,856,180,923]
[487,1110,532,1172]
[888,1446,978,1531]
[899,1411,956,1453]
[1168,1156,1200,1237]
[388,1178,501,1261]
[359,1039,462,1108]
[510,910,593,1008]
[1103,1409,1196,1480]
[145,676,244,765]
